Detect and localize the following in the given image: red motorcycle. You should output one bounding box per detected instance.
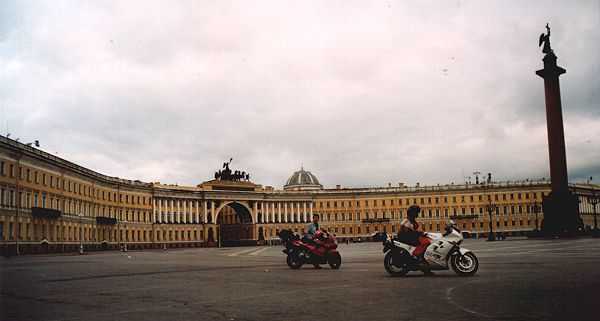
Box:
[278,229,342,269]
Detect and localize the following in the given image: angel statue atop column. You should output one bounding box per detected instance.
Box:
[539,23,553,55]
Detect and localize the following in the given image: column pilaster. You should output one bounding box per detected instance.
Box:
[303,202,307,222]
[211,201,215,224]
[278,202,282,223]
[203,200,208,224]
[152,198,156,223]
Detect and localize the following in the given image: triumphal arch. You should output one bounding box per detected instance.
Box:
[152,160,314,246]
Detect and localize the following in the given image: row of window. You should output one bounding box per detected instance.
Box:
[0,190,543,225]
[0,161,150,206]
[312,204,542,222]
[0,187,151,222]
[0,214,548,242]
[156,213,202,223]
[316,192,545,209]
[0,221,203,242]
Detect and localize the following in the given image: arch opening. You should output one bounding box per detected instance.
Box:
[216,202,256,247]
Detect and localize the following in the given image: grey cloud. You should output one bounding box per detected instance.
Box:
[1,0,599,189]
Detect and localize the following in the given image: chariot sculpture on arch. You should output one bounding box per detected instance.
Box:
[214,158,250,182]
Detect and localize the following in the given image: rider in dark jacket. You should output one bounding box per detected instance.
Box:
[399,205,431,259]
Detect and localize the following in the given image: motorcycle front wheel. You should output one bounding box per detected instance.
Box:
[286,253,304,269]
[327,252,342,269]
[384,251,409,277]
[450,252,478,276]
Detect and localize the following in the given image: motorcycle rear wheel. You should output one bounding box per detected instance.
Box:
[384,251,409,277]
[327,252,342,269]
[286,253,304,269]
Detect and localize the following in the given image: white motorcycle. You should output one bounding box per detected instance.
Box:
[382,221,479,276]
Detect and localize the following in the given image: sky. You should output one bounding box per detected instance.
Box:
[1,0,599,189]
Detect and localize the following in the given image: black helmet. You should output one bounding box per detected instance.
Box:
[407,205,421,218]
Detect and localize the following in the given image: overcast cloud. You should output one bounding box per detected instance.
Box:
[1,0,599,188]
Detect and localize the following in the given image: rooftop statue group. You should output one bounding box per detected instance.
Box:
[214,158,250,182]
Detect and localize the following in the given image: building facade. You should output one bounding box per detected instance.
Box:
[1,135,598,255]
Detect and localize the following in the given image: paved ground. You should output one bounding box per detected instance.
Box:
[2,238,600,321]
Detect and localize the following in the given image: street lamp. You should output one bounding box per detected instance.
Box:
[532,201,541,232]
[15,154,22,256]
[481,172,497,241]
[590,192,599,237]
[79,213,84,255]
[117,216,121,250]
[486,201,498,241]
[122,220,128,252]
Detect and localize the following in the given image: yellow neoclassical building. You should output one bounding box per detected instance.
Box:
[1,134,598,255]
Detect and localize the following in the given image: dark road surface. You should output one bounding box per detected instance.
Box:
[2,238,600,321]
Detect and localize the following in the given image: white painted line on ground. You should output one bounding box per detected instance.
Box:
[248,247,271,256]
[227,247,260,257]
[445,284,492,319]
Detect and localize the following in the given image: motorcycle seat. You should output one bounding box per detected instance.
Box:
[395,232,420,246]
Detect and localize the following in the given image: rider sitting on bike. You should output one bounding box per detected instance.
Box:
[304,214,325,245]
[304,214,324,269]
[399,205,431,261]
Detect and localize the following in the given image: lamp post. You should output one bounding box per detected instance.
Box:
[590,192,599,237]
[117,217,121,251]
[482,172,497,241]
[122,220,128,252]
[486,201,497,241]
[532,201,541,232]
[79,213,84,255]
[15,154,21,256]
